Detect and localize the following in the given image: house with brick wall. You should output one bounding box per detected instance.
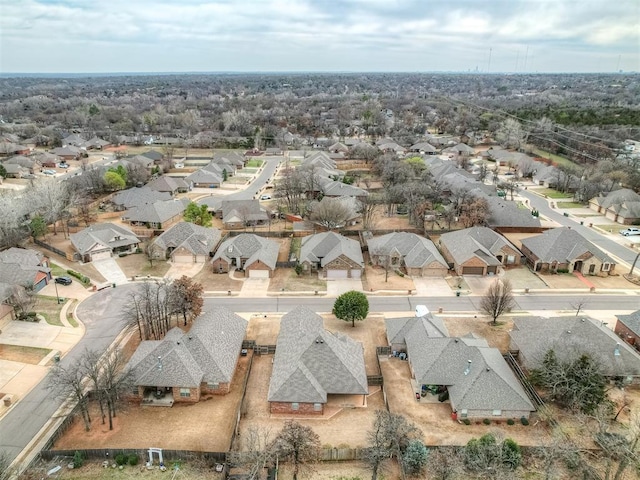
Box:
[589,189,640,225]
[510,316,640,385]
[438,226,521,276]
[127,307,248,405]
[615,310,640,353]
[268,306,368,415]
[151,222,221,263]
[386,307,535,420]
[367,232,448,277]
[299,231,364,279]
[520,227,615,276]
[211,233,278,278]
[0,248,51,292]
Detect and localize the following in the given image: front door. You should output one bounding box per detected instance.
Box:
[589,264,596,275]
[573,261,583,272]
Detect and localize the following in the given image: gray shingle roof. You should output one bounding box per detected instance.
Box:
[153,222,221,256]
[592,189,640,209]
[322,180,368,198]
[300,232,364,268]
[511,316,640,377]
[112,187,171,209]
[268,306,368,403]
[521,227,613,264]
[221,200,269,224]
[616,310,640,337]
[385,311,449,346]
[185,168,222,185]
[212,233,279,269]
[439,227,516,266]
[146,176,189,194]
[124,198,189,224]
[0,248,50,288]
[127,307,248,388]
[70,222,140,255]
[367,232,447,269]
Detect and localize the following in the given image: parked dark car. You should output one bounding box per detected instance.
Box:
[55,276,72,285]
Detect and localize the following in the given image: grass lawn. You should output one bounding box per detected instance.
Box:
[245,159,263,168]
[34,296,65,326]
[556,201,587,208]
[535,187,574,199]
[49,262,67,277]
[531,147,580,169]
[0,344,52,364]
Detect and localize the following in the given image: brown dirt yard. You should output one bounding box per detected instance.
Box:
[54,354,251,453]
[191,265,243,292]
[267,269,327,292]
[116,254,171,279]
[238,313,389,449]
[362,264,415,293]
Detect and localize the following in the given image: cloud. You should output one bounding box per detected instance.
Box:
[0,0,638,72]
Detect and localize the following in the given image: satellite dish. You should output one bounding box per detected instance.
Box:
[415,305,429,317]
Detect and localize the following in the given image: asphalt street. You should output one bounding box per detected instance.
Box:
[223,156,281,201]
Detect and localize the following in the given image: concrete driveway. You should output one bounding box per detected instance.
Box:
[164,262,206,281]
[240,278,270,297]
[413,277,454,296]
[326,278,363,297]
[92,258,128,285]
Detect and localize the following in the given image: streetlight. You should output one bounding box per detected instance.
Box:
[53,278,62,304]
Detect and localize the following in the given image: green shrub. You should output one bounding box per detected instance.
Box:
[26,311,37,318]
[403,440,429,475]
[66,269,90,286]
[395,269,405,277]
[483,418,491,425]
[520,417,529,426]
[128,454,139,466]
[502,438,522,469]
[507,418,515,425]
[463,418,471,425]
[73,450,84,468]
[438,391,449,402]
[556,268,569,274]
[294,264,303,276]
[115,453,127,466]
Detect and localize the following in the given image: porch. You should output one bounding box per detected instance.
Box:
[141,387,174,407]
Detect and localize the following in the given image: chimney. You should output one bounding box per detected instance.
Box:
[464,360,472,375]
[614,343,621,357]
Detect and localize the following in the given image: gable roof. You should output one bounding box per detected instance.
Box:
[139,149,164,161]
[592,188,640,209]
[112,186,172,209]
[221,200,269,224]
[439,227,517,266]
[511,316,640,377]
[300,232,364,268]
[146,175,189,194]
[185,168,223,185]
[70,222,140,255]
[153,222,221,256]
[212,233,279,269]
[617,310,640,337]
[321,180,368,198]
[268,306,368,403]
[127,307,248,388]
[521,227,613,264]
[367,232,448,269]
[385,309,449,346]
[0,248,50,288]
[123,198,189,224]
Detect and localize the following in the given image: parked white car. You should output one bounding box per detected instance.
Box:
[620,227,640,236]
[260,194,272,200]
[42,169,56,175]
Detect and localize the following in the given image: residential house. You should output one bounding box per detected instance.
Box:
[70,223,141,262]
[3,164,29,178]
[387,307,535,419]
[615,310,640,352]
[438,227,521,276]
[4,155,37,174]
[265,147,283,155]
[112,186,171,210]
[151,222,221,263]
[185,167,223,188]
[268,306,368,415]
[31,152,61,169]
[443,143,475,157]
[0,282,17,328]
[51,146,81,161]
[299,232,364,279]
[81,137,110,150]
[146,176,189,196]
[213,151,245,169]
[589,189,640,225]
[328,142,349,154]
[211,233,279,278]
[127,307,248,405]
[62,133,86,147]
[220,200,269,229]
[0,248,51,291]
[139,149,164,163]
[321,179,368,199]
[311,196,362,228]
[0,142,30,156]
[367,232,449,277]
[123,198,189,230]
[520,227,615,276]
[127,155,156,171]
[510,316,640,384]
[408,142,437,154]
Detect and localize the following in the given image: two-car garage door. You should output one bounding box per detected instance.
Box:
[461,266,484,275]
[248,269,270,278]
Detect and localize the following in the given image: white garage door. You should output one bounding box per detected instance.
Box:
[249,269,270,278]
[173,254,194,263]
[350,269,362,279]
[326,270,348,279]
[90,250,112,261]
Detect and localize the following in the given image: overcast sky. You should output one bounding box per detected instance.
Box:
[1,0,638,74]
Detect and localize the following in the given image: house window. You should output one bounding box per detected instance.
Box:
[602,263,611,272]
[132,386,139,395]
[313,403,322,411]
[460,409,468,418]
[507,255,515,265]
[208,383,219,390]
[291,402,299,411]
[179,388,191,397]
[492,409,502,416]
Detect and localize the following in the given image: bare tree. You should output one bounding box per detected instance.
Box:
[271,420,320,480]
[29,179,76,235]
[231,426,275,480]
[7,284,37,318]
[363,410,422,480]
[310,197,352,229]
[169,276,204,326]
[479,279,515,325]
[496,118,527,150]
[571,297,589,316]
[46,362,92,431]
[427,446,464,480]
[122,280,175,340]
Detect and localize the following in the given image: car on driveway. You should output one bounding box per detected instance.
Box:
[42,169,56,175]
[55,276,72,285]
[260,194,272,200]
[620,227,640,236]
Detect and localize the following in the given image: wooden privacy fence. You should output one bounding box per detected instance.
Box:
[40,448,226,464]
[254,345,276,355]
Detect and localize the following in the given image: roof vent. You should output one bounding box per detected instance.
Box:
[157,356,163,371]
[581,318,585,322]
[486,367,491,372]
[614,343,621,357]
[188,335,193,340]
[566,330,571,334]
[177,341,180,345]
[464,360,472,376]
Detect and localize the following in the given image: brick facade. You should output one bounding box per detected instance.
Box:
[615,320,640,351]
[270,401,324,415]
[245,260,273,277]
[212,257,230,273]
